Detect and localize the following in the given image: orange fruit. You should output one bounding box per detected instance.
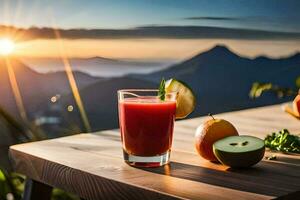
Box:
[293,94,300,117]
[195,117,239,161]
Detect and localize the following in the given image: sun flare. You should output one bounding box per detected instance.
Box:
[0,38,15,56]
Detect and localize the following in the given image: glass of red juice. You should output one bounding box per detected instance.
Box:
[118,89,177,167]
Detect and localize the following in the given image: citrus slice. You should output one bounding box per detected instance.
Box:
[165,79,196,119]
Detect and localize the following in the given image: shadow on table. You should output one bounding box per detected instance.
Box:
[265,153,300,165]
[142,160,300,197]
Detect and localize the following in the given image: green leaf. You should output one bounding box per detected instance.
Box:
[52,188,80,200]
[296,76,300,88]
[0,170,5,182]
[158,78,166,101]
[250,81,298,99]
[249,82,273,98]
[0,169,10,200]
[264,129,300,153]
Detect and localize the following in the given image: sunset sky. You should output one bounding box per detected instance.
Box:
[1,0,300,60]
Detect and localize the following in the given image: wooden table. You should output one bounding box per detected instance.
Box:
[9,104,300,200]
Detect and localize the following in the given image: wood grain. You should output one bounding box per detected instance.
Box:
[9,103,300,200]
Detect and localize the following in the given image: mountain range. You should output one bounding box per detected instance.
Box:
[0,45,299,134]
[59,45,300,131]
[130,45,300,116]
[2,25,300,41]
[0,58,100,117]
[21,57,171,77]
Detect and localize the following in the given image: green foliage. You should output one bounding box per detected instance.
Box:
[0,168,23,200]
[0,105,78,200]
[249,82,273,98]
[0,106,46,142]
[265,129,300,153]
[0,168,79,200]
[249,76,299,99]
[296,77,300,88]
[52,188,80,200]
[0,169,10,200]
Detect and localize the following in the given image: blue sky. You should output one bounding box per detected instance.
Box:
[1,0,300,32]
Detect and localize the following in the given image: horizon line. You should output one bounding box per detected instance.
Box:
[1,24,300,41]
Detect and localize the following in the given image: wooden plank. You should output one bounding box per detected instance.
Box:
[10,134,270,200]
[10,143,180,200]
[9,103,300,200]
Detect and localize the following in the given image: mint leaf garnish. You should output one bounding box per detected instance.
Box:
[158,78,166,101]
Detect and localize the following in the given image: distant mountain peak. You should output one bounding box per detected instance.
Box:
[207,45,234,54]
[83,56,120,62]
[289,52,300,59]
[254,55,270,61]
[0,58,38,75]
[186,45,240,63]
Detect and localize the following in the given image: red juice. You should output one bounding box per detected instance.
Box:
[119,97,176,156]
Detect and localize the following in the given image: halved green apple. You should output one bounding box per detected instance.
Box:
[213,135,265,168]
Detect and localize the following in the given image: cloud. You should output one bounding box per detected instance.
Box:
[183,16,238,21]
[1,25,300,41]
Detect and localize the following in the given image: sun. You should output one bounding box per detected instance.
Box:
[0,38,15,56]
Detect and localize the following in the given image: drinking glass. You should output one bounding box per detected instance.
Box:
[118,89,177,167]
